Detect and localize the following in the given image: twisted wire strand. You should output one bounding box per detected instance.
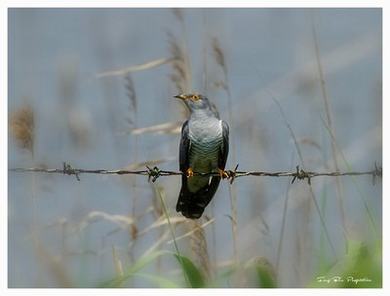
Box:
[9,162,382,185]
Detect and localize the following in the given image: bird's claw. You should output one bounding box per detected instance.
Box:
[186,168,194,178]
[218,168,229,179]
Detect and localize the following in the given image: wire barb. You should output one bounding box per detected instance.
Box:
[291,165,311,185]
[226,164,239,184]
[63,162,80,181]
[146,166,162,183]
[372,162,382,185]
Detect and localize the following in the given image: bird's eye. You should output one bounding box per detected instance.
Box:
[192,95,200,101]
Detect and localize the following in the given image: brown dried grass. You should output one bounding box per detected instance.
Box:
[9,103,34,153]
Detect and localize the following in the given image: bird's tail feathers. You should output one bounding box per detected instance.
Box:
[176,175,221,219]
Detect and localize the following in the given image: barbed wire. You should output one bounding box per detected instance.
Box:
[9,162,382,185]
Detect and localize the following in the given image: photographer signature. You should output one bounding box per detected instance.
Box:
[316,275,372,285]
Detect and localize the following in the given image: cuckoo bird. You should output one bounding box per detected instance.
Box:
[174,93,229,219]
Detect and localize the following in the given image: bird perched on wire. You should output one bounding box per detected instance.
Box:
[174,93,229,219]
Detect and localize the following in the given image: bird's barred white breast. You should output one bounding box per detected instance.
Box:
[188,119,223,172]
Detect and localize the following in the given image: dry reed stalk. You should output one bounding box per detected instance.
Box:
[138,215,187,236]
[96,57,174,78]
[166,218,215,244]
[202,10,209,94]
[78,211,135,232]
[33,239,72,287]
[172,8,184,24]
[211,36,239,265]
[9,103,34,154]
[212,37,228,79]
[112,245,124,277]
[170,8,192,93]
[122,73,139,276]
[124,74,137,129]
[190,220,211,279]
[10,103,42,282]
[130,121,182,135]
[209,203,217,275]
[142,230,170,257]
[167,32,191,96]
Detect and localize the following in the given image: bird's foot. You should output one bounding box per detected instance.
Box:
[186,167,194,178]
[218,168,229,179]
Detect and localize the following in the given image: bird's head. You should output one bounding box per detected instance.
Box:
[174,93,212,112]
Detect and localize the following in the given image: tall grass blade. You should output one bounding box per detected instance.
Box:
[272,95,337,259]
[173,254,206,288]
[132,272,180,288]
[99,250,169,287]
[320,116,379,238]
[311,12,348,249]
[152,183,190,287]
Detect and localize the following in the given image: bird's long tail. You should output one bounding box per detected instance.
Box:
[176,175,221,219]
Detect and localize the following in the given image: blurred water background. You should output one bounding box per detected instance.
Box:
[8,8,382,287]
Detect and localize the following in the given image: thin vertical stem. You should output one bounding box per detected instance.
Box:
[224,76,238,266]
[311,12,348,249]
[152,183,190,287]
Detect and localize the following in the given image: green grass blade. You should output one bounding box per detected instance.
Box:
[255,265,277,288]
[132,272,180,288]
[152,183,192,287]
[99,250,170,287]
[174,254,206,288]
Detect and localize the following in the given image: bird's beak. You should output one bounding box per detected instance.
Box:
[174,94,187,100]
